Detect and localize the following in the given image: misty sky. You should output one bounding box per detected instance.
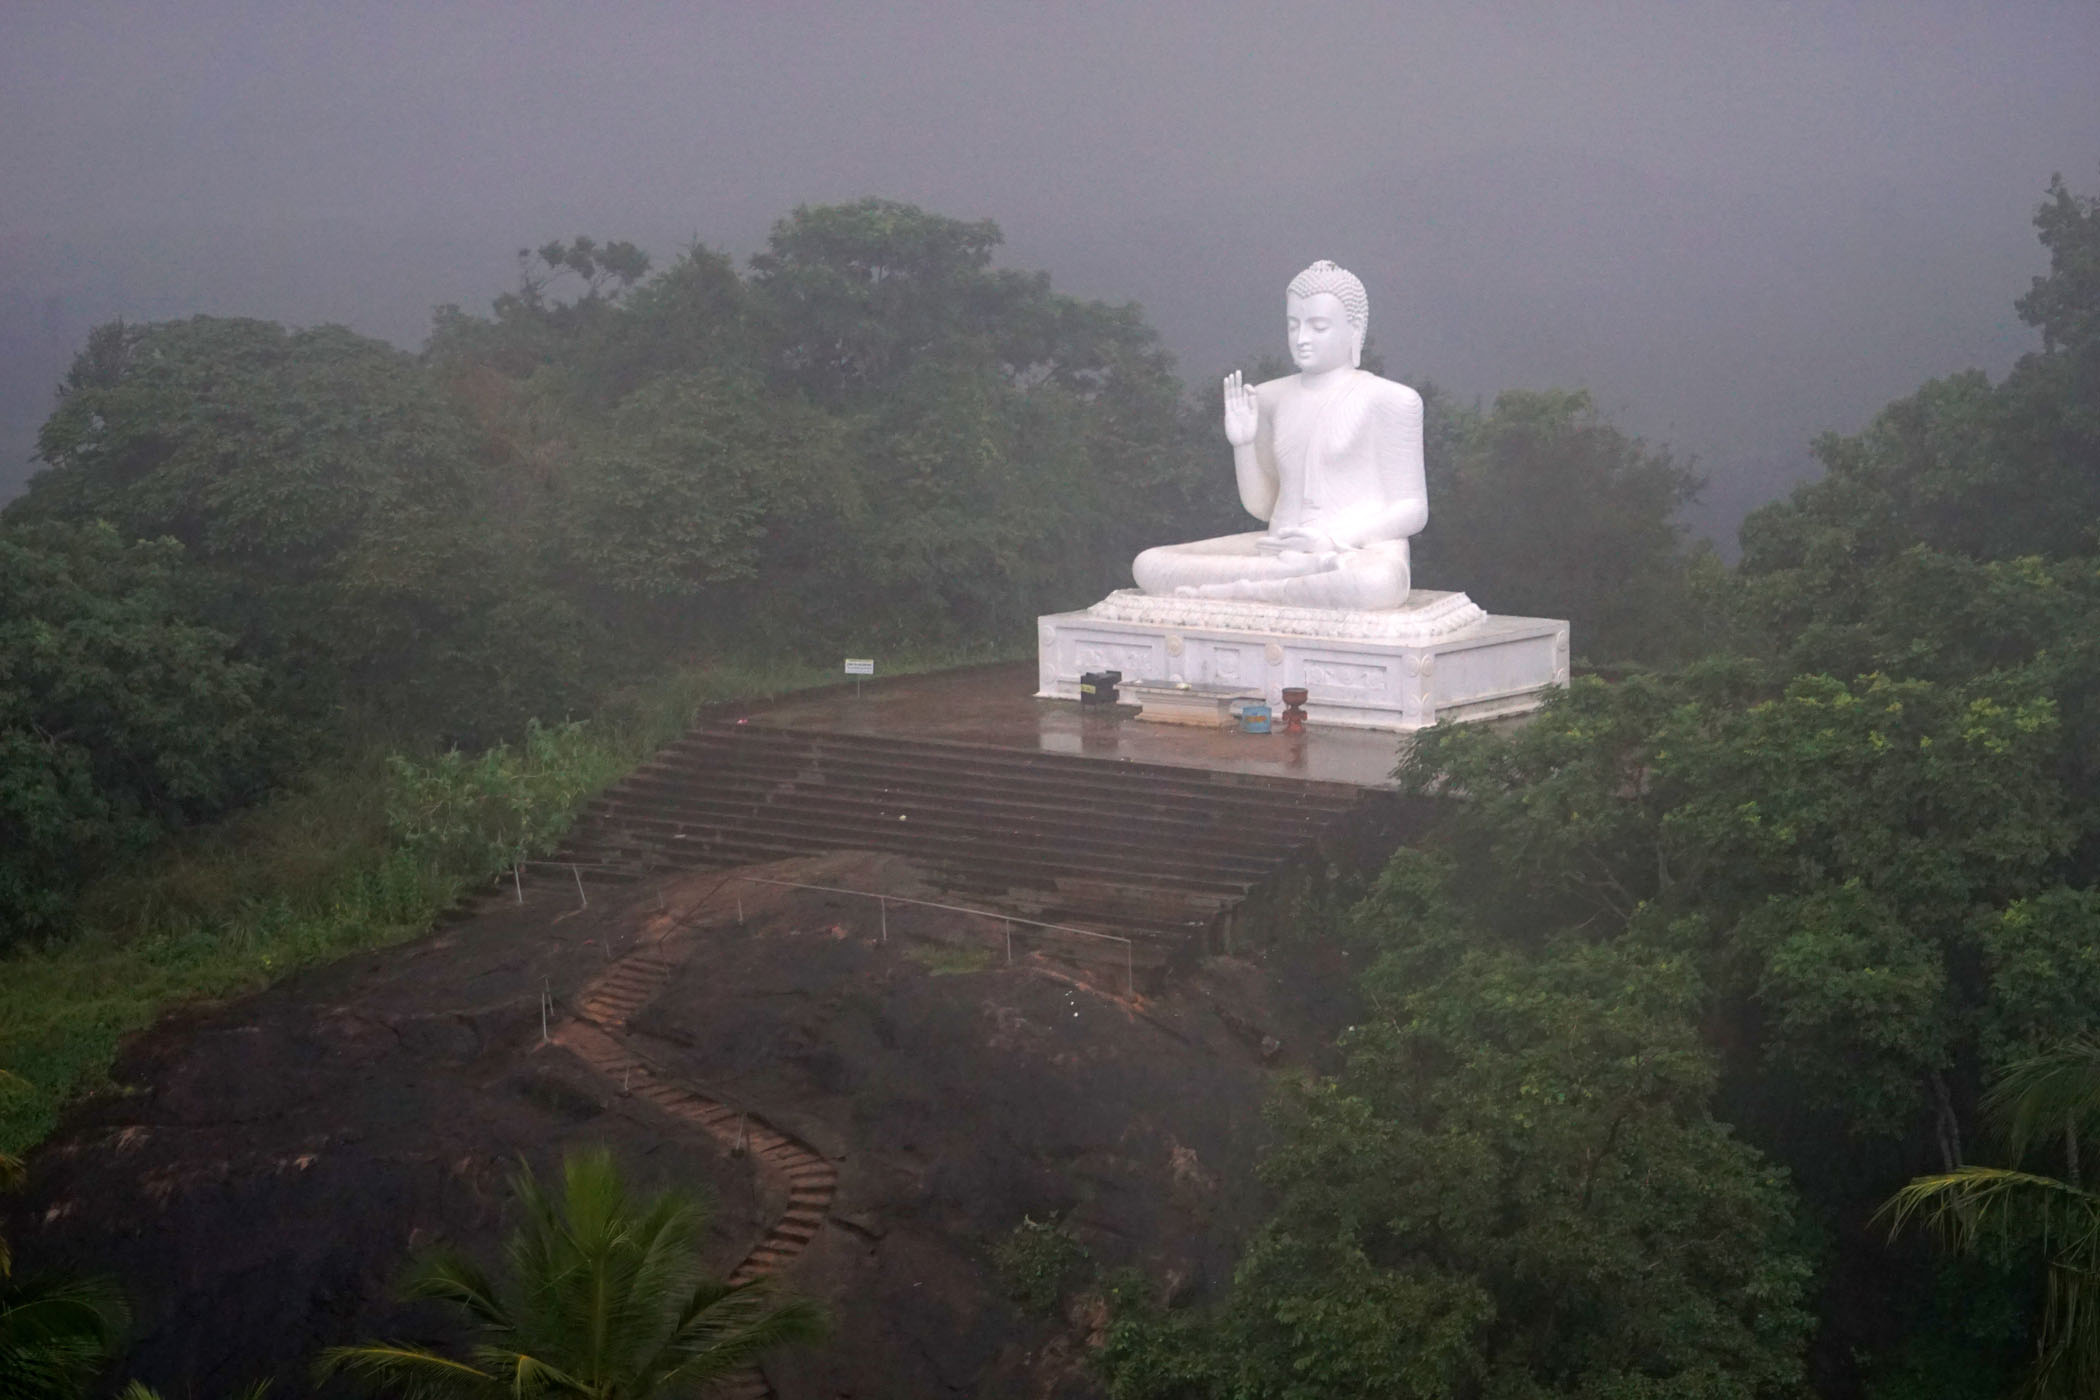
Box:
[3,2,2096,543]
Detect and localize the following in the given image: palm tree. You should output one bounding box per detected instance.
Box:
[1,1070,130,1400]
[318,1147,824,1399]
[1880,1040,2100,1399]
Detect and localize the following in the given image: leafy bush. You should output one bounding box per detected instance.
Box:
[992,1215,1090,1316]
[384,719,625,880]
[0,522,277,947]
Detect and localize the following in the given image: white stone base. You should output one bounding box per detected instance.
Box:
[1036,589,1569,731]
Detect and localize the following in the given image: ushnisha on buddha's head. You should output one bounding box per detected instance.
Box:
[1285,260,1369,373]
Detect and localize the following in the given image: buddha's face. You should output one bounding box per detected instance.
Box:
[1286,291,1357,374]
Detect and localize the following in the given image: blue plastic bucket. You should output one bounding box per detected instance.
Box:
[1238,703,1272,734]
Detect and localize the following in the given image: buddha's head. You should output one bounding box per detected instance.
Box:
[1286,260,1369,372]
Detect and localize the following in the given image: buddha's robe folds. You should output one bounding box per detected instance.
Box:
[1133,368,1427,611]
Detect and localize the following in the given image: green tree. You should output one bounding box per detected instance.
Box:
[10,316,584,739]
[562,370,850,621]
[0,522,276,944]
[426,237,744,412]
[743,199,1206,635]
[423,203,1207,654]
[1369,654,2085,1394]
[1741,174,2100,623]
[1101,866,1812,1399]
[1411,388,1710,666]
[749,199,1025,402]
[1405,664,2071,1150]
[317,1147,823,1399]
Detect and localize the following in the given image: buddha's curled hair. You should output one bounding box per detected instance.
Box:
[1286,260,1369,331]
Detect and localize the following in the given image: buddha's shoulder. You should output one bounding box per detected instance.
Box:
[1359,373,1423,410]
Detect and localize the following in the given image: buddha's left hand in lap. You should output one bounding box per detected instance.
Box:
[1259,526,1341,555]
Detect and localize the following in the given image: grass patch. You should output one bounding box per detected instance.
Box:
[0,648,1008,1155]
[903,942,1000,976]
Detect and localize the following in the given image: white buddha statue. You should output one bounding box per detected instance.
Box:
[1131,261,1426,611]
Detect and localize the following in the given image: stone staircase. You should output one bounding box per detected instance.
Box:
[549,723,1374,965]
[555,941,837,1400]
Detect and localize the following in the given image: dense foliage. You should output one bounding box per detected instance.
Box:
[1102,875,1813,1398]
[1415,386,1715,664]
[0,523,275,941]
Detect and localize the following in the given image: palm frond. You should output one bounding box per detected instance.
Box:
[643,1279,827,1389]
[1877,1166,2100,1255]
[2018,1259,2100,1400]
[0,1123,24,1279]
[0,1272,129,1400]
[315,1342,502,1400]
[0,1335,113,1400]
[498,1348,589,1399]
[0,1272,131,1347]
[1988,1040,2100,1166]
[402,1247,514,1331]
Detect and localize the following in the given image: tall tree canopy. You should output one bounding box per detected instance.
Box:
[1413,387,1710,666]
[8,316,584,739]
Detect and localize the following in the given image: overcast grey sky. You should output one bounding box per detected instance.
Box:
[3,2,2096,540]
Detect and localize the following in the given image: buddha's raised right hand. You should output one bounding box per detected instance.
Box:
[1222,370,1259,447]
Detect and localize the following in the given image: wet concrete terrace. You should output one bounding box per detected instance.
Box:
[734,661,1410,790]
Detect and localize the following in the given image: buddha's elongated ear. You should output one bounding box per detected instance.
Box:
[1351,324,1366,368]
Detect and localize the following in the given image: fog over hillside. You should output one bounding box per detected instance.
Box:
[3,2,2094,545]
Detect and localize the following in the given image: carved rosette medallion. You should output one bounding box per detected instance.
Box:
[1400,651,1436,714]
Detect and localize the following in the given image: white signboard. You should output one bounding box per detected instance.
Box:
[844,658,875,676]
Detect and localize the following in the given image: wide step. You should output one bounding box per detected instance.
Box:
[553,722,1371,957]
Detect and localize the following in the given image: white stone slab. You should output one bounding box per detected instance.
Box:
[1037,589,1568,732]
[1120,682,1248,726]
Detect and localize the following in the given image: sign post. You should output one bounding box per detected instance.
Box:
[845,657,874,700]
